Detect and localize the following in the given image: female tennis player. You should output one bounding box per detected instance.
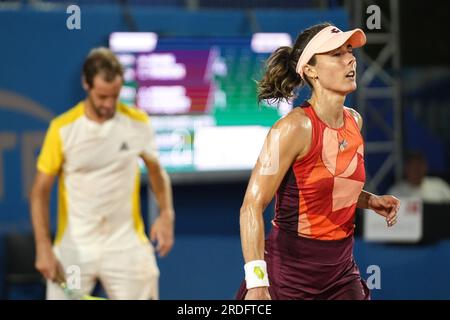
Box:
[237,23,400,300]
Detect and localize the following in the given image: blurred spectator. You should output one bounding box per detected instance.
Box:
[388,151,450,203]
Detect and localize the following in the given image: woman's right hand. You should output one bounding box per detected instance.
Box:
[245,287,272,300]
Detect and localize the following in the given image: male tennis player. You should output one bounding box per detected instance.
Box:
[30,47,175,300]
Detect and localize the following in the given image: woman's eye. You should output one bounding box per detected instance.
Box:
[333,52,341,56]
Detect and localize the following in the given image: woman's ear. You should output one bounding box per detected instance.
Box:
[303,65,318,81]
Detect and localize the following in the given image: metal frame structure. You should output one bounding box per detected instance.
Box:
[346,0,402,193]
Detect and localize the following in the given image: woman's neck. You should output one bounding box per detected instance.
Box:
[309,90,346,128]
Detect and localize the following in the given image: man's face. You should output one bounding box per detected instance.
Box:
[85,74,123,121]
[405,158,427,186]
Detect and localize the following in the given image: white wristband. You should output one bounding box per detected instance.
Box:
[244,260,270,289]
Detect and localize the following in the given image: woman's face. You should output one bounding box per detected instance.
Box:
[309,42,357,95]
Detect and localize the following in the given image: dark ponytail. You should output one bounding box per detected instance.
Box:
[257,46,301,104]
[257,22,332,105]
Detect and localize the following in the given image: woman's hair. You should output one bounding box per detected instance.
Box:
[257,22,332,104]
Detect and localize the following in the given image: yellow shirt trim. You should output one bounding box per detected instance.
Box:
[132,169,148,243]
[54,174,68,245]
[36,102,84,175]
[117,103,149,123]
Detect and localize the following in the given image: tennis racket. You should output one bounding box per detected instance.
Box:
[58,281,107,300]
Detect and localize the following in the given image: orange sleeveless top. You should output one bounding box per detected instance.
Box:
[272,102,365,240]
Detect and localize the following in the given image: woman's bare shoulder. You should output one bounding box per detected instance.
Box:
[273,107,312,134]
[344,106,363,130]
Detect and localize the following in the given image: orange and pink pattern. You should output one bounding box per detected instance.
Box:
[273,103,365,240]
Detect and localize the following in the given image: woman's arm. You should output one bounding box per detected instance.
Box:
[349,107,401,227]
[357,189,373,209]
[240,110,311,299]
[357,190,400,227]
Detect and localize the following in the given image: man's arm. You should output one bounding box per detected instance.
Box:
[30,171,65,282]
[141,153,174,257]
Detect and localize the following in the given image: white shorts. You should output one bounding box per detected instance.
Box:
[46,243,160,300]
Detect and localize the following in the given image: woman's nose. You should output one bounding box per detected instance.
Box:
[347,54,356,66]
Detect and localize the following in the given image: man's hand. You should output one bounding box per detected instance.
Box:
[150,212,174,257]
[368,195,401,227]
[244,287,272,300]
[35,245,65,283]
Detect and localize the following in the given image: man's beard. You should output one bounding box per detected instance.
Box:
[88,96,115,120]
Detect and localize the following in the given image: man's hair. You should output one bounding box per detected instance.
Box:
[82,47,124,88]
[405,150,426,164]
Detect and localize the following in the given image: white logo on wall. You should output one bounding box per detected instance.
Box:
[366,265,381,289]
[66,5,81,30]
[366,5,381,30]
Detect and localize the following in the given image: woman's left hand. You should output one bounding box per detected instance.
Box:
[368,195,400,227]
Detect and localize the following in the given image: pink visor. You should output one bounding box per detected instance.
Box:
[295,26,366,80]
